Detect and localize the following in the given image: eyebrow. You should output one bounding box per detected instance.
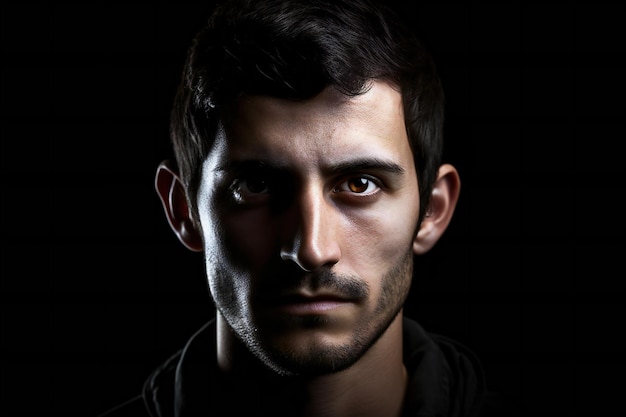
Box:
[322,158,405,176]
[215,157,405,176]
[215,159,287,173]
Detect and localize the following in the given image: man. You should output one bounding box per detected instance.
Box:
[100,0,519,415]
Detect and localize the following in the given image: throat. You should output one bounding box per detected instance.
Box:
[216,311,408,417]
[240,319,408,416]
[298,364,409,417]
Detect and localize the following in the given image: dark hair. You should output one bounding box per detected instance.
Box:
[170,0,445,225]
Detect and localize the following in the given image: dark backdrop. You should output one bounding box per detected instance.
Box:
[1,3,624,415]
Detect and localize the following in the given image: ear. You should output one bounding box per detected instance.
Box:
[413,163,461,255]
[154,160,203,252]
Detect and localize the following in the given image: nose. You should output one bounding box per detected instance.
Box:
[280,186,342,272]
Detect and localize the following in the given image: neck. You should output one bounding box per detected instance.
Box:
[216,313,408,417]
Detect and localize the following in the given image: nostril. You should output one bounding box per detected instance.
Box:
[280,242,340,273]
[279,189,342,272]
[280,243,315,273]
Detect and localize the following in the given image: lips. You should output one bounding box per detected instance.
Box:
[258,292,355,315]
[253,269,367,315]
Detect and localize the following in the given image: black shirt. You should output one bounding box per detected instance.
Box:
[98,317,523,416]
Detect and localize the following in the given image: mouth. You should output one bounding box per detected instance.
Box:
[259,292,356,315]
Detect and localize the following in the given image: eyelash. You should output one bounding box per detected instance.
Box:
[229,174,382,204]
[229,177,270,204]
[333,176,381,195]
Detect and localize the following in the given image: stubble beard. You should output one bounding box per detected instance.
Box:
[211,247,414,377]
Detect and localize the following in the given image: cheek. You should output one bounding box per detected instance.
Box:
[199,206,278,307]
[197,179,278,271]
[343,200,419,268]
[218,209,279,269]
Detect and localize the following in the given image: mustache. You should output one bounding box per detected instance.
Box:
[256,265,369,300]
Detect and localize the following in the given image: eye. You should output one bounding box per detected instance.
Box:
[335,176,380,194]
[239,177,269,194]
[230,176,271,203]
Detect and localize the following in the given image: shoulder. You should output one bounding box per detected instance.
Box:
[402,317,525,416]
[96,348,183,417]
[97,321,215,417]
[473,390,526,417]
[97,395,151,417]
[427,332,526,416]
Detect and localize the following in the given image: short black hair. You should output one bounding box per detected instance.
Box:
[170,0,445,224]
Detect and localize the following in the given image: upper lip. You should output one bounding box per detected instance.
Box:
[258,291,355,305]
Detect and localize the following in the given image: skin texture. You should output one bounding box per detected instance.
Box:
[155,80,461,416]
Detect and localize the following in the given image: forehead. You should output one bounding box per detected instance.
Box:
[218,81,411,167]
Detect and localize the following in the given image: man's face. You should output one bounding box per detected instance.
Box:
[196,81,421,376]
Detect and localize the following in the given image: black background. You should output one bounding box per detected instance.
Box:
[1,3,624,415]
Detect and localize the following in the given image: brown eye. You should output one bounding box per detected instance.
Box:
[230,176,271,204]
[335,176,379,195]
[348,177,369,193]
[245,177,268,194]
